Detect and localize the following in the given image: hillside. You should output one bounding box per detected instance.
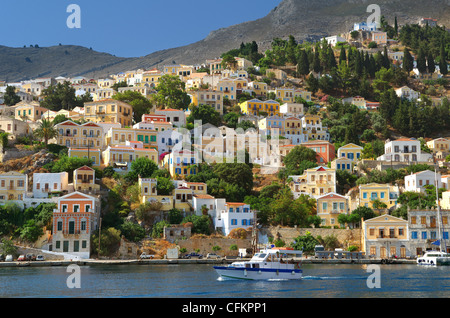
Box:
[1,0,449,81]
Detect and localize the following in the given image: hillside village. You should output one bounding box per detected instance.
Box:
[0,16,449,261]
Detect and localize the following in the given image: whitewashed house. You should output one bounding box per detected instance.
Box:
[32,172,69,198]
[404,170,442,193]
[377,138,433,163]
[395,86,419,101]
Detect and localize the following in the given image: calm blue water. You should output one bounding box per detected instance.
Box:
[0,263,449,298]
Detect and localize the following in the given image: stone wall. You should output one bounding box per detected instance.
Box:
[177,237,252,257]
[260,226,363,250]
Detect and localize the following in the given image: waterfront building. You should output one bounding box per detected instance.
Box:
[408,209,450,255]
[362,214,410,259]
[51,191,100,259]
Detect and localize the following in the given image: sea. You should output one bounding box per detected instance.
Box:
[0,263,449,299]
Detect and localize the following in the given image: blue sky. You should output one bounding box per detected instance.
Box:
[1,0,281,57]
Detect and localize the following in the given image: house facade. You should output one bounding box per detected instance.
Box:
[52,192,100,259]
[362,215,410,259]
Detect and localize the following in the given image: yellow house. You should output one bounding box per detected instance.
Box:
[106,127,158,150]
[362,214,409,258]
[426,138,450,154]
[294,89,312,103]
[182,181,207,195]
[73,165,100,194]
[316,192,349,227]
[0,171,28,201]
[164,65,182,76]
[216,78,237,101]
[358,183,400,210]
[140,68,164,88]
[275,87,295,103]
[55,120,104,150]
[15,103,49,122]
[239,99,280,116]
[189,89,224,115]
[330,157,353,173]
[84,100,133,127]
[138,177,173,211]
[288,166,336,199]
[337,143,363,162]
[301,114,329,141]
[102,145,158,169]
[162,150,198,179]
[248,81,268,98]
[68,148,102,167]
[284,116,303,136]
[173,186,193,212]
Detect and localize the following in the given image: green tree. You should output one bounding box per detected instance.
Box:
[182,215,212,235]
[187,104,222,127]
[40,81,81,110]
[119,221,145,242]
[3,85,21,106]
[112,90,153,123]
[282,145,318,175]
[153,75,191,110]
[125,157,158,182]
[290,232,319,254]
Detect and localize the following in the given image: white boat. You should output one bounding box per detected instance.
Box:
[417,251,450,266]
[416,171,450,267]
[214,248,303,280]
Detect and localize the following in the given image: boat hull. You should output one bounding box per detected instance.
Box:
[214,266,302,280]
[417,257,450,266]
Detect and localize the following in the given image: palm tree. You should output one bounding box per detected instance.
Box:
[34,118,58,145]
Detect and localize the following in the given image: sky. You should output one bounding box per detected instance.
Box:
[1,0,281,58]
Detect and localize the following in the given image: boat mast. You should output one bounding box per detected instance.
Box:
[435,169,446,253]
[252,210,258,255]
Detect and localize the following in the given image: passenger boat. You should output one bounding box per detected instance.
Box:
[417,251,450,266]
[214,248,302,280]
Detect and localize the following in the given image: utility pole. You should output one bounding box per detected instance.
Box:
[98,217,102,258]
[252,210,258,255]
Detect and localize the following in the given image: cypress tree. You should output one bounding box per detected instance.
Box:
[439,40,448,75]
[403,48,414,73]
[297,50,310,77]
[417,47,427,74]
[394,16,398,37]
[339,46,347,65]
[427,52,435,74]
[313,44,322,73]
[383,46,390,69]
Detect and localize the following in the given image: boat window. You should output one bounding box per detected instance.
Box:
[258,253,266,259]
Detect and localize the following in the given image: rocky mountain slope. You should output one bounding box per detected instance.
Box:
[1,0,449,81]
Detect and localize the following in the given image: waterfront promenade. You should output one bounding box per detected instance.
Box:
[0,257,417,267]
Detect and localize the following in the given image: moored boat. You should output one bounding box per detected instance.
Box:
[417,251,450,266]
[214,248,302,280]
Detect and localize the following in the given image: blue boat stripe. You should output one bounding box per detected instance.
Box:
[214,266,302,274]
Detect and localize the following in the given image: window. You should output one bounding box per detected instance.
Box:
[411,231,418,239]
[421,216,426,224]
[74,205,80,213]
[231,219,237,225]
[57,221,63,231]
[411,216,416,224]
[62,204,68,212]
[68,221,75,234]
[363,192,367,199]
[56,241,61,249]
[81,221,86,231]
[421,231,427,239]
